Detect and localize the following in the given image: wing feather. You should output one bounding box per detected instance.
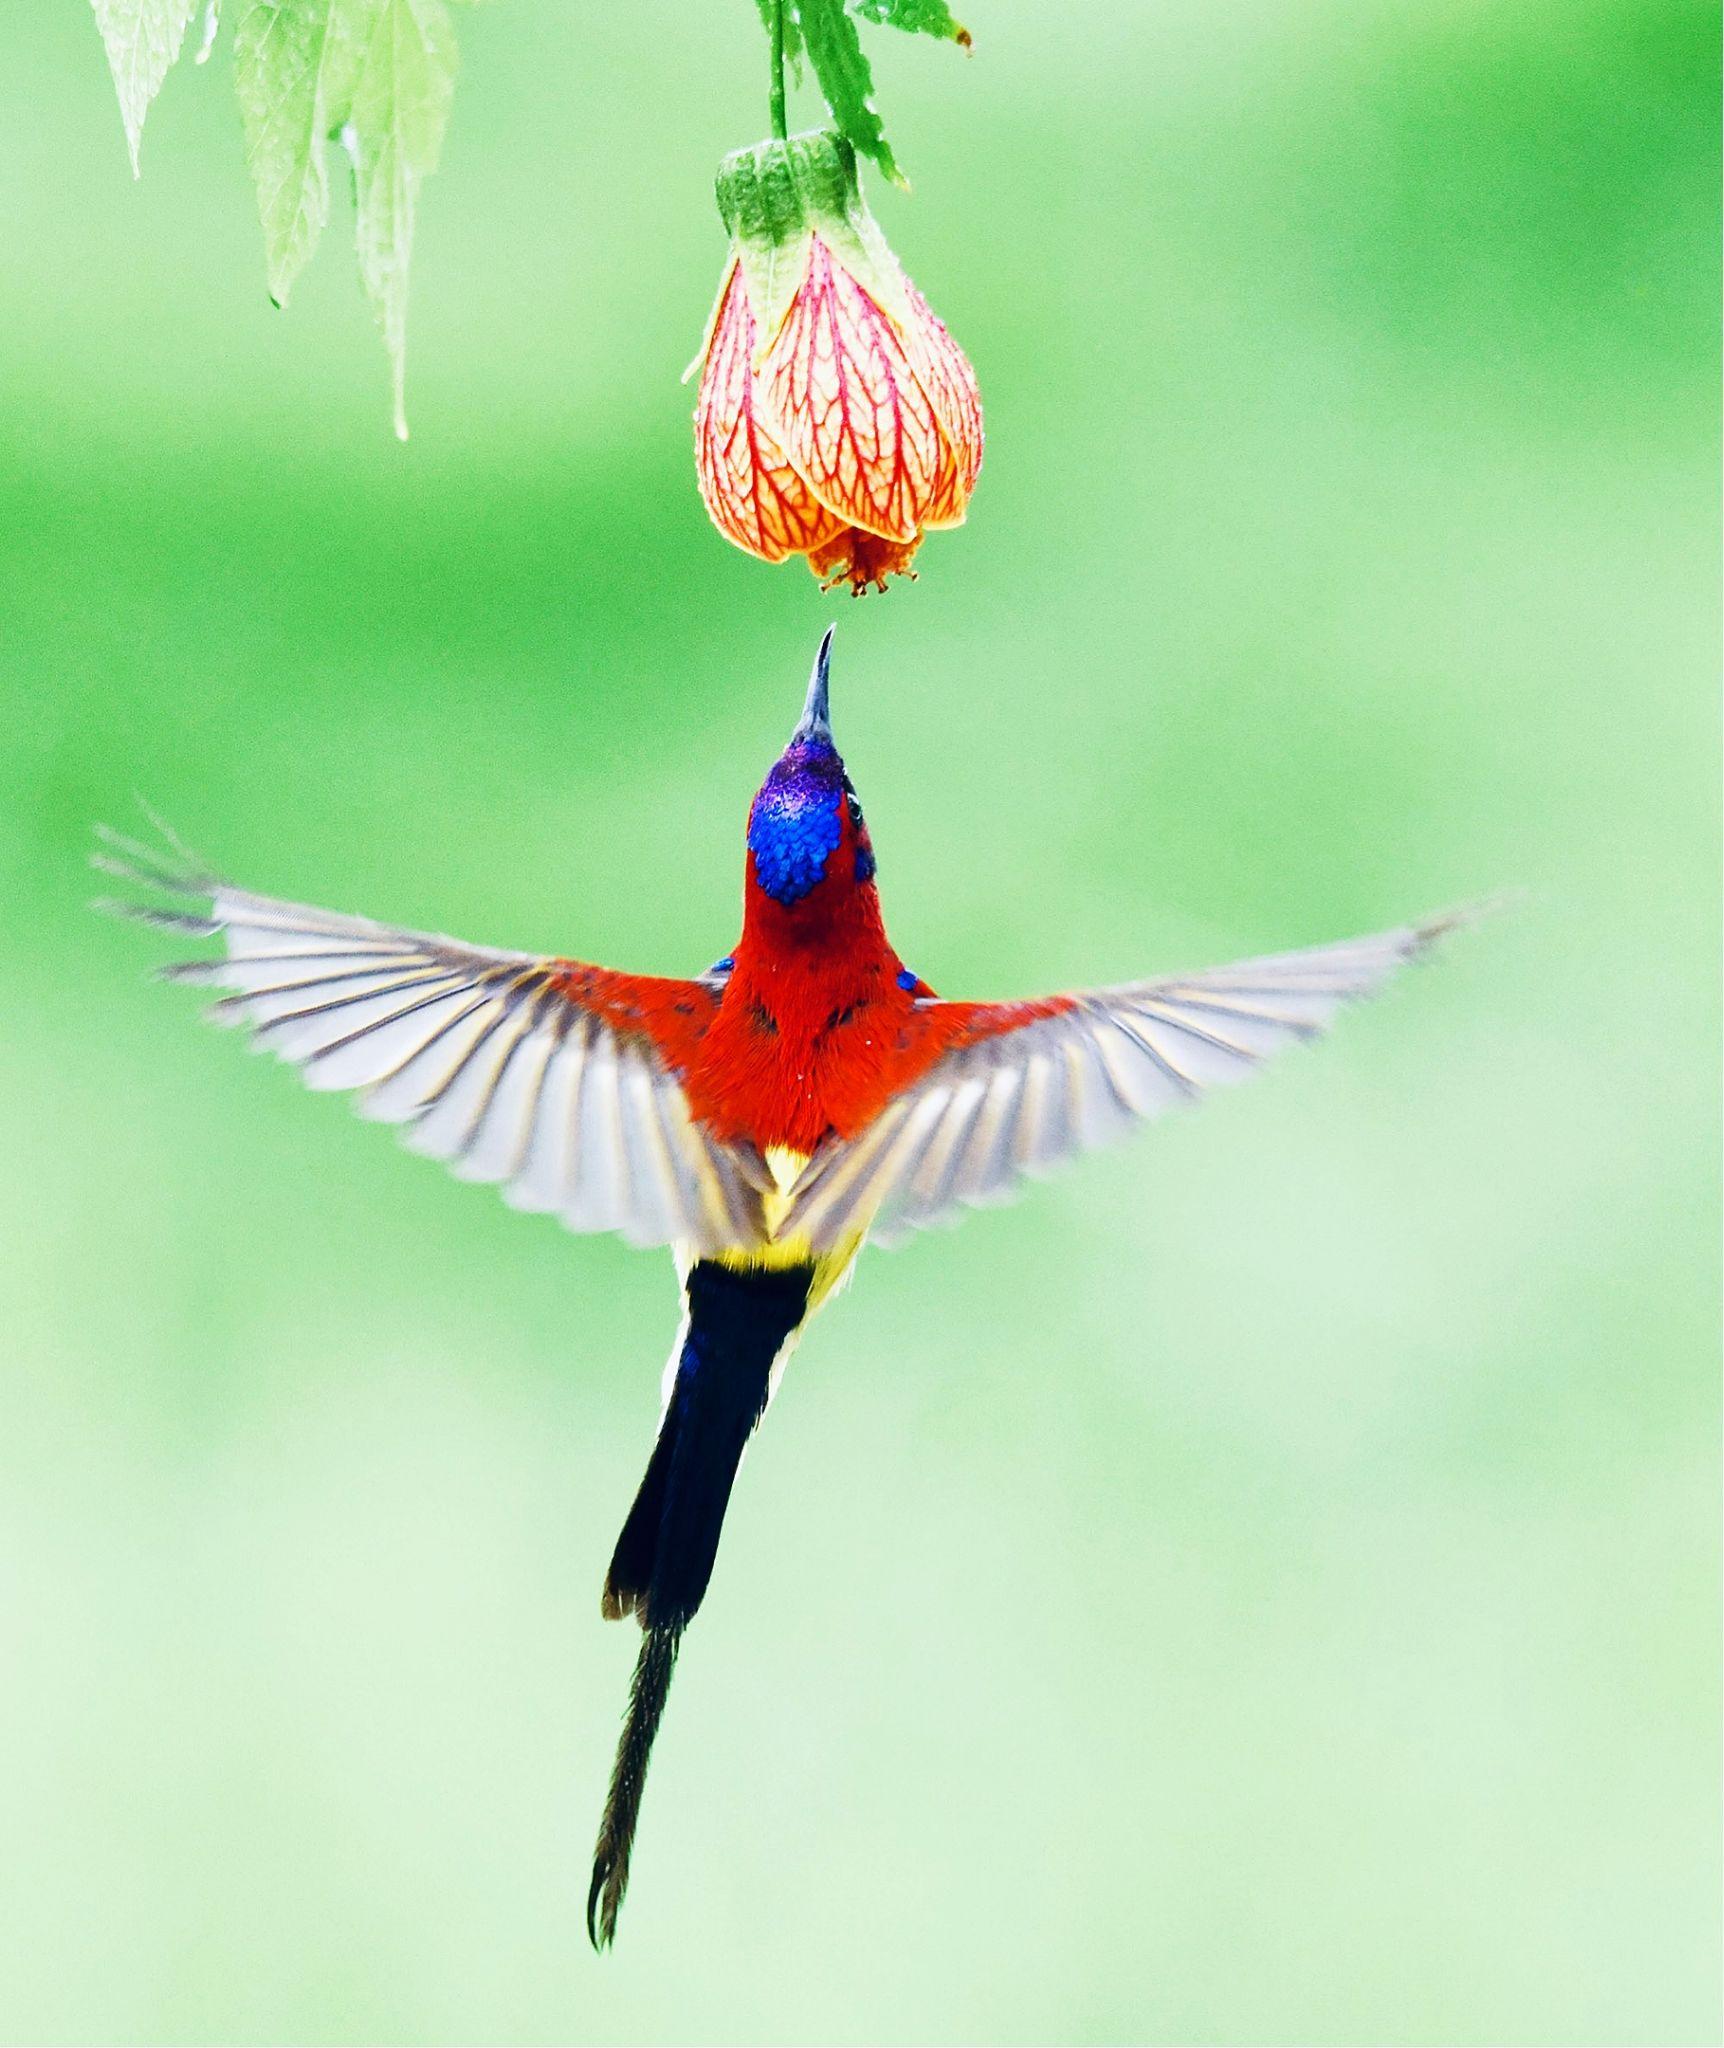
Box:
[956,1059,1028,1205]
[784,911,1474,1250]
[505,1012,583,1217]
[568,1034,626,1232]
[453,988,556,1186]
[614,1045,679,1248]
[98,828,760,1254]
[357,989,500,1126]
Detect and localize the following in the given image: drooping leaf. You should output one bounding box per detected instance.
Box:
[234,0,372,309]
[235,0,456,437]
[796,0,902,185]
[344,0,458,439]
[848,0,970,49]
[90,0,198,174]
[194,0,223,64]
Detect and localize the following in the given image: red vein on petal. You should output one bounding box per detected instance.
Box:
[903,278,983,498]
[694,263,844,563]
[763,239,942,543]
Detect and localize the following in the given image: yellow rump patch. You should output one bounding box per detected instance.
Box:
[713,1145,862,1315]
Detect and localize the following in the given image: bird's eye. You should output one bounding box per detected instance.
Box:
[845,793,864,829]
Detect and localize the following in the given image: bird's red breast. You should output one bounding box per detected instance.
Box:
[692,980,1075,1156]
[587,796,1073,1157]
[557,669,1075,1165]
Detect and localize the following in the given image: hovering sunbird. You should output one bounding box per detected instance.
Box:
[98,630,1471,1945]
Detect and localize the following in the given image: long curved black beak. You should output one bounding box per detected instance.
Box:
[792,627,836,743]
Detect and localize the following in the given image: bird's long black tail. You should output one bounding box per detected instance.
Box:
[586,1621,681,1949]
[586,1259,815,1949]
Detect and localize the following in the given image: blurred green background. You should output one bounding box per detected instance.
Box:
[2,0,1717,2041]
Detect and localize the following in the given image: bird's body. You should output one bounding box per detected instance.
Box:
[99,632,1469,1945]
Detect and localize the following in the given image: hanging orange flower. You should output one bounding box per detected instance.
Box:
[691,132,983,594]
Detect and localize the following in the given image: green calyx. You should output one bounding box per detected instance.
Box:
[715,129,911,345]
[716,129,857,246]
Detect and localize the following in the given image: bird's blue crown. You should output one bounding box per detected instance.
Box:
[748,736,847,906]
[746,630,879,906]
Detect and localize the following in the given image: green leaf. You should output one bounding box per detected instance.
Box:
[235,0,456,438]
[90,0,198,174]
[796,0,903,187]
[345,0,457,439]
[849,0,970,48]
[193,0,223,63]
[235,0,371,309]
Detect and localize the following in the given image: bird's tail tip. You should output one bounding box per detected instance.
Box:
[587,1621,683,1951]
[585,1856,619,1952]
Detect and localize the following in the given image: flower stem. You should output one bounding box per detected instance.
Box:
[768,0,787,140]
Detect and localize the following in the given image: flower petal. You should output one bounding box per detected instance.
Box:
[694,262,845,564]
[920,442,966,534]
[903,278,984,503]
[762,237,944,545]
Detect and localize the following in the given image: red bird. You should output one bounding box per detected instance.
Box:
[99,630,1469,1944]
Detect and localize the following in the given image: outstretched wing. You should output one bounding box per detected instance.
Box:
[781,912,1473,1252]
[95,823,765,1253]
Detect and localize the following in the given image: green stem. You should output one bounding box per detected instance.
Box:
[768,0,787,139]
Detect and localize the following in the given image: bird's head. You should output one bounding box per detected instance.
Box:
[745,628,877,914]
